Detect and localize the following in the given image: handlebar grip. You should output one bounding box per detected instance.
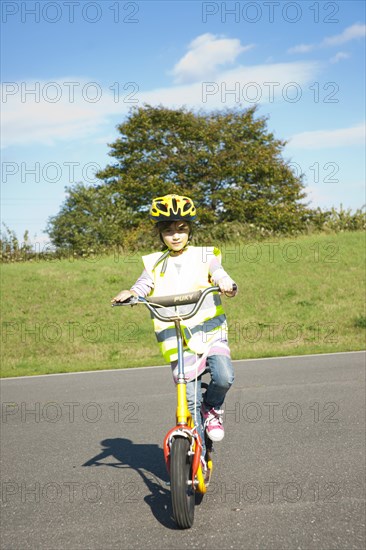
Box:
[112,296,139,306]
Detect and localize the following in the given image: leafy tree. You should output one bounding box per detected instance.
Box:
[48,104,309,250]
[46,183,136,250]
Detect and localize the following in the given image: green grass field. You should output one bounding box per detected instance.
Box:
[1,231,365,378]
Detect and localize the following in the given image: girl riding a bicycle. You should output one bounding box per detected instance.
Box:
[112,194,238,471]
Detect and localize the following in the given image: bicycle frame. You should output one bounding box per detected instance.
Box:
[113,285,223,493]
[162,316,206,494]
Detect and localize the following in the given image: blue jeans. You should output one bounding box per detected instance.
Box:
[185,354,234,457]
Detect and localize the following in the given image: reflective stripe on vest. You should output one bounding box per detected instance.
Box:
[142,246,227,362]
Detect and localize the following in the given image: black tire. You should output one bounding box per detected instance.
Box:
[170,437,195,529]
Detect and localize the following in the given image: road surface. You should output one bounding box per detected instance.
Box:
[1,352,365,549]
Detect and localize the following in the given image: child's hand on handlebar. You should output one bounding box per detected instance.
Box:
[218,276,238,297]
[111,289,137,303]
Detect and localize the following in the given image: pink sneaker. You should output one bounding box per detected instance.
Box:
[201,404,224,442]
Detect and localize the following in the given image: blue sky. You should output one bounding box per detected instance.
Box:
[1,0,365,246]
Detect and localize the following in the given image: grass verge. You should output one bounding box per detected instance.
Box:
[1,231,365,378]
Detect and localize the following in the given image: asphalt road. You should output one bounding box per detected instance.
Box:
[1,352,365,549]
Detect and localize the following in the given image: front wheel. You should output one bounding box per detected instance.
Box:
[170,437,195,528]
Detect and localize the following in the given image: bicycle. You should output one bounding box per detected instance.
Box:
[113,285,235,528]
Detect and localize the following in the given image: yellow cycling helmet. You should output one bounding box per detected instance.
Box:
[150,194,197,222]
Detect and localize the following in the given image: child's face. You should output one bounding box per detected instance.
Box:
[161,221,190,252]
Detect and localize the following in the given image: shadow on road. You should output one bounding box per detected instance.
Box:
[82,438,180,529]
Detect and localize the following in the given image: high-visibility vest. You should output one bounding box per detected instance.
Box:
[142,246,228,363]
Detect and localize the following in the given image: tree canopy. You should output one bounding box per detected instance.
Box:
[47,104,309,250]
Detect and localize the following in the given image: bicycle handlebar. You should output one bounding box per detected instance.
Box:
[112,284,237,322]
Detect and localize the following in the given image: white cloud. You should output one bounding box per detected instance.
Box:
[322,23,366,46]
[330,51,350,64]
[171,33,254,84]
[287,123,365,149]
[287,44,315,54]
[1,61,320,148]
[1,78,131,148]
[143,61,320,108]
[288,23,365,54]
